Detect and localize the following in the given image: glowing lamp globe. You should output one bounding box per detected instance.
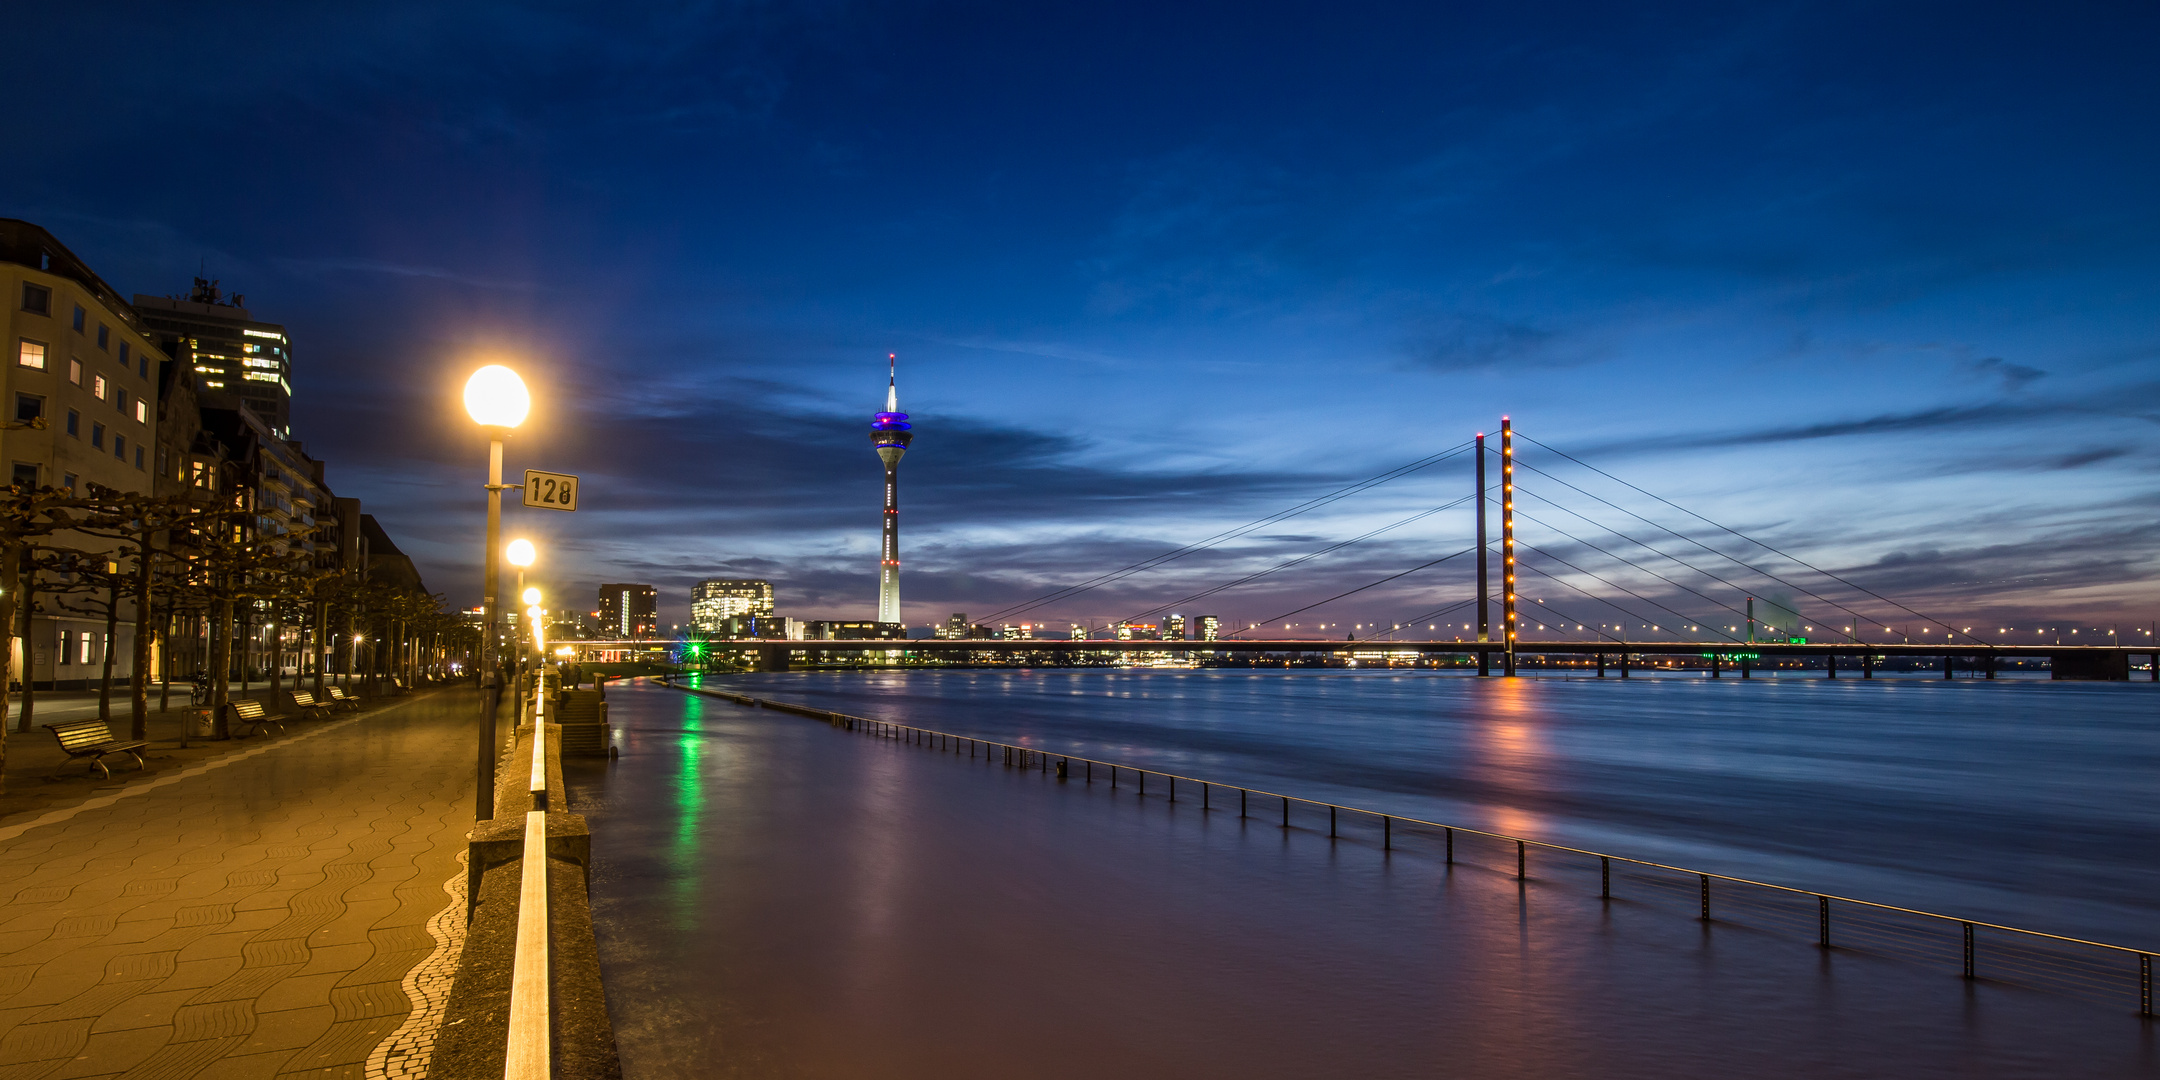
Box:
[506,538,535,568]
[526,606,543,622]
[463,365,530,429]
[522,587,542,606]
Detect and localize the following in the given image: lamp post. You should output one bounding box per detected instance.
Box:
[465,364,530,822]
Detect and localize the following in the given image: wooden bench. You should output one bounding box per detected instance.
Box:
[324,685,363,711]
[288,690,333,721]
[226,698,289,737]
[44,718,148,779]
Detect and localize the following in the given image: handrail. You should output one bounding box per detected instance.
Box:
[663,676,2157,1015]
[505,679,552,1079]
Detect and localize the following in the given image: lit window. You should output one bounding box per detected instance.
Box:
[16,340,45,369]
[69,358,81,385]
[134,400,147,423]
[243,372,279,383]
[91,423,104,450]
[20,284,49,315]
[92,374,106,399]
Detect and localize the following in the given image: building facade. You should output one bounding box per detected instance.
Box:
[598,583,658,639]
[133,283,293,438]
[690,579,774,632]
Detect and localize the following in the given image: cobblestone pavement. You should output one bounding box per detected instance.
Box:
[0,690,480,1079]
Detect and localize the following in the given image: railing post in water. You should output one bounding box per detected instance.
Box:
[1282,796,1290,828]
[1383,816,1391,850]
[1111,765,1117,789]
[1963,923,1975,979]
[1140,771,1145,797]
[1329,806,1336,838]
[1240,789,1246,817]
[1085,760,1091,782]
[1203,783,1209,810]
[1700,875,1711,920]
[1445,828,1454,864]
[1517,840,1525,880]
[1169,776,1175,802]
[1601,857,1609,899]
[1819,896,1830,948]
[2141,954,2152,1016]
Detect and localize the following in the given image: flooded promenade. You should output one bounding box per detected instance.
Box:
[571,675,2160,1078]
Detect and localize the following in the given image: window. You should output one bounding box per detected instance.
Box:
[60,472,76,493]
[71,306,84,332]
[10,463,37,489]
[65,410,78,436]
[96,324,108,349]
[20,284,49,315]
[92,374,106,400]
[59,630,72,665]
[138,354,148,378]
[17,339,45,369]
[118,343,129,366]
[116,387,128,412]
[14,394,42,424]
[91,422,104,449]
[134,399,147,423]
[114,435,126,460]
[134,446,144,470]
[69,357,81,385]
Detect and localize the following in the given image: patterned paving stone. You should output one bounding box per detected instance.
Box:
[0,693,481,1079]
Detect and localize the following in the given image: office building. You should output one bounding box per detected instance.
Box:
[939,612,970,639]
[132,278,293,438]
[691,579,774,632]
[1163,614,1187,641]
[809,620,905,641]
[1198,615,1221,641]
[598,583,658,638]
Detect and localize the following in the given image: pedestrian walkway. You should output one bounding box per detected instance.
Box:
[0,690,480,1080]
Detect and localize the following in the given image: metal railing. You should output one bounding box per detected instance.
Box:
[666,678,2156,1017]
[505,680,551,1079]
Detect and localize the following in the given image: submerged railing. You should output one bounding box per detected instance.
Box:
[666,677,2156,1017]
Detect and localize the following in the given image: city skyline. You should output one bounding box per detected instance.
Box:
[5,4,2156,633]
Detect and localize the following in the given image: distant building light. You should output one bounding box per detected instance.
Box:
[242,329,283,339]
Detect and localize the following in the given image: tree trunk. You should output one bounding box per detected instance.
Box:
[13,560,34,735]
[0,543,18,794]
[98,574,119,725]
[238,608,251,695]
[313,598,327,698]
[268,605,283,700]
[209,597,233,738]
[157,607,171,713]
[131,528,153,741]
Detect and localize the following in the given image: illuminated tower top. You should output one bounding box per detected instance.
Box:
[871,353,913,467]
[871,354,912,625]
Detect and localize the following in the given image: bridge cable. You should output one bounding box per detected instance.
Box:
[1514,432,1991,645]
[977,441,1475,626]
[1250,547,1475,628]
[1113,495,1474,629]
[1508,477,1866,643]
[1514,540,1744,643]
[1510,497,1760,631]
[1510,562,1675,645]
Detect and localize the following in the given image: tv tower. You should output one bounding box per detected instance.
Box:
[870,355,913,624]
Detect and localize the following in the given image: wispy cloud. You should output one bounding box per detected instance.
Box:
[270,256,536,290]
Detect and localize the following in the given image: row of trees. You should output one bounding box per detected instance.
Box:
[0,479,476,793]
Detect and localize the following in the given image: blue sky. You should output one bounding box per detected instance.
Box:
[8,2,2158,640]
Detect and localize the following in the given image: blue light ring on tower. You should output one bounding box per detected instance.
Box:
[872,411,911,430]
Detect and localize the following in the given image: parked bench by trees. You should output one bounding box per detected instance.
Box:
[226,698,288,737]
[44,718,148,779]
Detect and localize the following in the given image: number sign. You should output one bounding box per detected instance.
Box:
[522,470,580,512]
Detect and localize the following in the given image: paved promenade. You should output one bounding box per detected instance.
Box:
[0,690,480,1080]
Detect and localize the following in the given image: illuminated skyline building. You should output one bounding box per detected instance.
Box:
[597,583,658,639]
[691,579,774,632]
[870,355,913,625]
[133,278,293,438]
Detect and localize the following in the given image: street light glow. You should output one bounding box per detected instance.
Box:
[522,586,542,606]
[506,538,536,567]
[463,364,530,428]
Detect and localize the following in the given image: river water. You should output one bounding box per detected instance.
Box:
[567,671,2160,1078]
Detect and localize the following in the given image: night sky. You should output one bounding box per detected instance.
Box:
[8,3,2158,639]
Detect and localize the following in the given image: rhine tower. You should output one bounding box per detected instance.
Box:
[870,355,913,624]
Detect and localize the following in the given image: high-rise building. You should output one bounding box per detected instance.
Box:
[869,356,913,624]
[132,279,293,438]
[691,579,774,631]
[1198,615,1221,641]
[939,613,970,639]
[1163,614,1187,641]
[597,583,658,638]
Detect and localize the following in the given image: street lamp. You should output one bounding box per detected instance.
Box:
[465,363,529,821]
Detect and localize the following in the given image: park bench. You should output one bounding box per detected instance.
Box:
[226,698,288,737]
[324,685,363,711]
[43,718,148,779]
[388,675,411,695]
[288,690,333,721]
